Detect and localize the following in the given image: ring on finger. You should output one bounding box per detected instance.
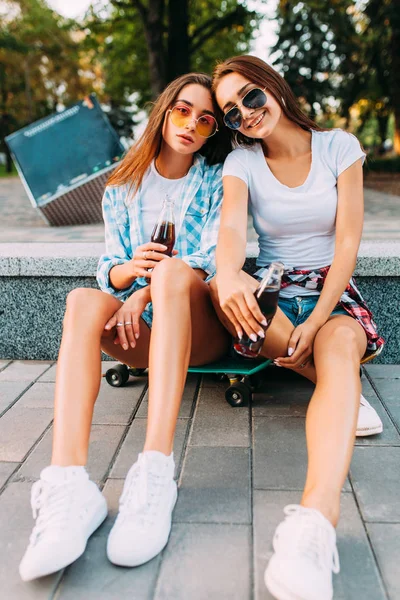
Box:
[299,362,307,369]
[116,322,124,327]
[124,321,132,325]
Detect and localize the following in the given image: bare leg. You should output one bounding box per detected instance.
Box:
[300,316,367,526]
[143,259,230,455]
[52,288,151,467]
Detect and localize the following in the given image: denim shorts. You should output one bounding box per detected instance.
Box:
[278,295,348,327]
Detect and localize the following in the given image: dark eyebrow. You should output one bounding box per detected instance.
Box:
[174,98,215,117]
[222,83,252,111]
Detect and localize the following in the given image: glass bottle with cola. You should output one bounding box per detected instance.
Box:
[151,195,176,255]
[234,262,284,359]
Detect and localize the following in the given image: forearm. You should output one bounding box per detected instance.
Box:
[309,245,357,327]
[216,226,247,277]
[109,262,136,291]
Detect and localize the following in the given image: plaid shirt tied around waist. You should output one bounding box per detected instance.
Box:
[255,265,385,362]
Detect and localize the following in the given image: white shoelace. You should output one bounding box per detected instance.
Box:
[118,453,170,527]
[275,505,340,574]
[29,480,75,546]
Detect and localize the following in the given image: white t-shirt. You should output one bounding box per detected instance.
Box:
[222,129,366,297]
[141,161,187,241]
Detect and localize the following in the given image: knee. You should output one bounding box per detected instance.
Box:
[64,288,105,328]
[151,258,192,292]
[316,324,359,359]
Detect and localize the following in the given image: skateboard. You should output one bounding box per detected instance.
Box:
[104,356,272,407]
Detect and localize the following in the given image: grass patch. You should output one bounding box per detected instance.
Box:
[0,162,18,177]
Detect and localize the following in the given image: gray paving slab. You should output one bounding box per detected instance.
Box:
[154,523,251,600]
[367,523,400,600]
[351,446,400,522]
[189,383,250,447]
[253,417,351,492]
[0,359,11,371]
[136,373,199,419]
[365,364,400,379]
[0,482,61,600]
[253,490,387,600]
[110,418,190,480]
[0,380,31,413]
[368,377,400,431]
[252,380,313,417]
[22,373,145,425]
[0,360,52,382]
[36,363,57,382]
[0,461,18,488]
[93,378,147,425]
[57,479,160,600]
[355,378,400,446]
[174,446,251,524]
[0,405,53,462]
[16,424,125,485]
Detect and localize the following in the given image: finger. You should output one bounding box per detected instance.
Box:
[287,329,302,357]
[144,242,168,252]
[244,290,266,325]
[278,345,310,368]
[135,260,160,269]
[172,250,179,256]
[117,323,129,350]
[105,315,117,330]
[133,317,140,341]
[235,296,266,339]
[125,323,136,348]
[144,251,172,262]
[220,303,244,339]
[135,268,151,278]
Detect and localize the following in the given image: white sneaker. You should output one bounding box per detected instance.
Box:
[356,395,383,437]
[264,504,340,600]
[19,466,107,582]
[107,451,177,567]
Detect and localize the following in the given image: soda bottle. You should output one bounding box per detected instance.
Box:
[234,262,284,359]
[151,195,176,256]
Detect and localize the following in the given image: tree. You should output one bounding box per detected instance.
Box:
[84,0,259,107]
[0,0,95,171]
[271,0,357,120]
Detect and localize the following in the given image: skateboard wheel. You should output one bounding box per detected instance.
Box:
[128,367,147,377]
[225,382,251,407]
[105,364,129,387]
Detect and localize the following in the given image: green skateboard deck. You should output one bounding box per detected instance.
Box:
[188,356,272,375]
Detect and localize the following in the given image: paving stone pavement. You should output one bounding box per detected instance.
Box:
[0,359,399,599]
[0,176,399,242]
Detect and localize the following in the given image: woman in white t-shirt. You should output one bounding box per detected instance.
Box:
[211,55,385,600]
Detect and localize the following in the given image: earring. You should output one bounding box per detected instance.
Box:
[281,97,286,107]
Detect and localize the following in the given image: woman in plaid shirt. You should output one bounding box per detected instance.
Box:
[19,73,231,581]
[212,56,385,600]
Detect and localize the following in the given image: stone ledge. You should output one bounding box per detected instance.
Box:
[0,241,400,277]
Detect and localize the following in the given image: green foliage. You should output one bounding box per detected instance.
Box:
[364,156,400,172]
[0,0,94,160]
[272,0,358,117]
[84,0,259,111]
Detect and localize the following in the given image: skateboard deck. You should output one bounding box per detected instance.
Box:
[188,356,272,375]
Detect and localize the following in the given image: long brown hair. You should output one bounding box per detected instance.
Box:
[107,72,232,194]
[212,55,325,148]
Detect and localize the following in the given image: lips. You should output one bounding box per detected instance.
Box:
[177,134,194,143]
[246,111,265,129]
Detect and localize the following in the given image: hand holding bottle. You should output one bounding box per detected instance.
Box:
[130,242,178,279]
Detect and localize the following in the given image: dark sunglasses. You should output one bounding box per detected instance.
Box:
[223,87,267,130]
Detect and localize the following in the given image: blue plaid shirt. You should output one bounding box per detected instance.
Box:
[97,154,223,324]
